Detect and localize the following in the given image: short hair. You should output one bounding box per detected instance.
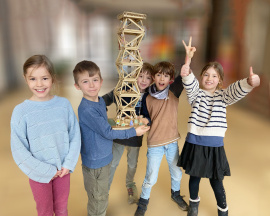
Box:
[23,55,56,83]
[200,61,224,90]
[73,60,102,84]
[153,61,175,79]
[140,62,154,76]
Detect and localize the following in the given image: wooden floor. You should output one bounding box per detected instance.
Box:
[1,79,269,216]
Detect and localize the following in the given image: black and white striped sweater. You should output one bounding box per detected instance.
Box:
[183,73,253,147]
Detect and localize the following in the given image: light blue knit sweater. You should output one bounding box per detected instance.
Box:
[11,96,81,183]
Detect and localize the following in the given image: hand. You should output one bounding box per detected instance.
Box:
[182,36,196,65]
[135,125,150,136]
[141,118,149,125]
[181,64,190,77]
[247,67,260,88]
[59,167,70,178]
[52,170,62,180]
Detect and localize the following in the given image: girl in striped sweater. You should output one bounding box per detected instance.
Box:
[177,38,260,216]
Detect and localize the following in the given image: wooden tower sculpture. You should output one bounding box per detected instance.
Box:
[113,11,146,124]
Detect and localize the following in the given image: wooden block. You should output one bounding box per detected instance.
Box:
[117,11,147,20]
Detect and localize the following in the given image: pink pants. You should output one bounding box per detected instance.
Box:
[29,174,70,216]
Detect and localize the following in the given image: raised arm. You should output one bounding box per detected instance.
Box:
[222,67,260,106]
[182,36,196,66]
[181,36,196,78]
[181,72,200,105]
[169,75,184,98]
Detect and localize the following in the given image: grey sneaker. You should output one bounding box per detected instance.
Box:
[127,183,138,204]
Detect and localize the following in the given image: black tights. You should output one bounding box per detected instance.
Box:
[189,176,227,209]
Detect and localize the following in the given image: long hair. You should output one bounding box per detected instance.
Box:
[200,61,224,90]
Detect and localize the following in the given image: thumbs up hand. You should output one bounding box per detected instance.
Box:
[247,67,260,88]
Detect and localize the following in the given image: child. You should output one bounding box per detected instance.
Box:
[73,60,150,216]
[102,62,153,204]
[10,55,81,216]
[135,61,189,216]
[177,38,260,216]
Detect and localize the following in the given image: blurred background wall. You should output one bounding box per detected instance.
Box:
[0,0,269,117]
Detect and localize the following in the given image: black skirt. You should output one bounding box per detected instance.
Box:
[177,141,231,181]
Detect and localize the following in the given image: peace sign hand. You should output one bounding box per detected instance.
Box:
[247,66,260,88]
[182,36,196,65]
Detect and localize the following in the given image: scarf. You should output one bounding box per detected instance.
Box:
[149,84,170,100]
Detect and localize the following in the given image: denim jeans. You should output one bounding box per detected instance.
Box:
[140,141,182,199]
[109,142,140,189]
[82,164,110,216]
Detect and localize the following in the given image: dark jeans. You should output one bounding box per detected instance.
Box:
[189,176,227,209]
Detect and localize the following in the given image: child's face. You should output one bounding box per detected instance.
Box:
[201,67,220,93]
[153,72,172,91]
[137,72,152,92]
[25,66,53,101]
[74,71,103,102]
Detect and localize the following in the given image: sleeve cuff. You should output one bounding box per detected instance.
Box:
[182,73,195,84]
[240,78,254,92]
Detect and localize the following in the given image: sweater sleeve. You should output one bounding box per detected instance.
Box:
[80,107,137,140]
[102,89,115,106]
[182,73,200,105]
[10,111,57,183]
[169,75,184,98]
[62,103,81,172]
[222,78,253,106]
[140,92,151,125]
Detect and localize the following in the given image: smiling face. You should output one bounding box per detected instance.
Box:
[74,71,103,102]
[200,67,220,93]
[137,72,152,92]
[25,66,54,101]
[153,72,172,91]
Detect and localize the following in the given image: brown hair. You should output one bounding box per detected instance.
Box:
[23,55,56,83]
[73,60,102,84]
[200,61,224,90]
[153,61,175,79]
[140,62,154,76]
